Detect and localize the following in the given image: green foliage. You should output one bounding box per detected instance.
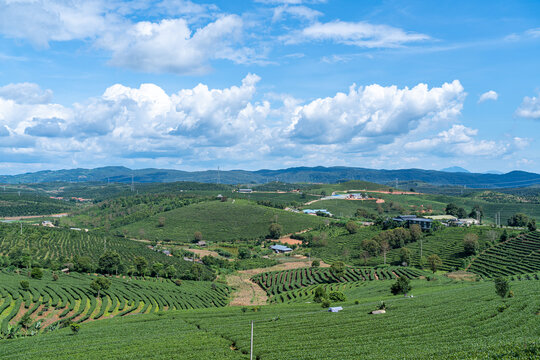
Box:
[328,291,346,302]
[427,254,442,273]
[119,200,323,242]
[390,277,411,295]
[90,277,111,298]
[98,251,121,275]
[345,221,358,234]
[494,277,510,299]
[330,261,345,277]
[20,280,29,290]
[313,286,326,303]
[268,223,283,239]
[528,219,537,232]
[399,247,412,266]
[30,267,43,279]
[311,259,320,267]
[507,213,529,227]
[70,323,81,334]
[321,299,331,308]
[463,233,479,255]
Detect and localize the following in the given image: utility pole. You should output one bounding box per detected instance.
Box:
[217,166,220,184]
[250,320,254,360]
[395,178,398,190]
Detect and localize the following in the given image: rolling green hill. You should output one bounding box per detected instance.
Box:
[1,278,538,359]
[118,199,325,243]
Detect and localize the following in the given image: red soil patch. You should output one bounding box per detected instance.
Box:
[272,237,302,245]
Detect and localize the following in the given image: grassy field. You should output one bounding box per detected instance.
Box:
[118,199,325,243]
[2,278,538,359]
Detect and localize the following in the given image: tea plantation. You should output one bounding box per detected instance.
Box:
[1,278,538,359]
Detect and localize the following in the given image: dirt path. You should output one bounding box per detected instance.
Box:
[226,259,330,306]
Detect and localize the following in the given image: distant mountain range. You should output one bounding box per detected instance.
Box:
[1,166,539,189]
[440,166,470,173]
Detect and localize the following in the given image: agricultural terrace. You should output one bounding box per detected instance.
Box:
[3,278,537,359]
[0,270,230,337]
[0,192,73,218]
[251,266,424,300]
[118,199,325,242]
[468,231,540,277]
[0,224,211,278]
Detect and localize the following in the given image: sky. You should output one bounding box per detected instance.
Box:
[0,0,539,175]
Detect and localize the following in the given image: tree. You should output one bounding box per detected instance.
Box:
[20,280,29,291]
[494,277,510,299]
[399,247,412,266]
[268,223,283,239]
[409,224,422,242]
[313,286,327,303]
[90,277,111,298]
[380,240,390,265]
[445,203,459,216]
[30,267,43,279]
[427,254,442,273]
[70,323,81,334]
[165,265,176,278]
[527,219,537,232]
[456,207,467,219]
[19,313,32,331]
[507,213,529,227]
[362,239,380,256]
[193,231,203,243]
[238,247,251,259]
[390,276,411,295]
[328,291,346,302]
[463,233,479,255]
[75,256,94,273]
[330,261,345,277]
[311,259,320,267]
[500,229,509,242]
[469,205,484,221]
[98,250,121,275]
[133,256,148,276]
[152,262,164,277]
[158,217,166,227]
[345,221,358,234]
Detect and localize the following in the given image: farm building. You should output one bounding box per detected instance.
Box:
[270,245,293,253]
[392,215,432,230]
[238,188,253,193]
[328,306,343,313]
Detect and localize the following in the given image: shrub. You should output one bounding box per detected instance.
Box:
[20,280,29,290]
[52,273,59,281]
[70,323,81,334]
[390,277,411,295]
[30,267,43,279]
[495,277,510,299]
[311,259,320,267]
[313,286,327,303]
[328,291,346,302]
[175,279,182,286]
[345,221,358,234]
[321,299,331,308]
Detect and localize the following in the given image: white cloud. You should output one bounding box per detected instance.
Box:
[478,90,498,103]
[0,83,53,105]
[282,20,430,48]
[287,80,465,144]
[403,124,526,157]
[272,5,322,22]
[98,15,261,74]
[516,93,540,119]
[0,0,116,47]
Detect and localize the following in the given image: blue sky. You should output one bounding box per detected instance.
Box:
[0,0,539,175]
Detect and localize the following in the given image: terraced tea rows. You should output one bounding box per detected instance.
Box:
[269,281,366,303]
[251,267,423,297]
[0,271,230,337]
[468,231,540,278]
[0,224,202,276]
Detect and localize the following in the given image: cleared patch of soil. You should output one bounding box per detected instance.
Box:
[446,271,478,281]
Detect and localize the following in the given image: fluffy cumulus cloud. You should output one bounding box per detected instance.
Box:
[282,20,430,47]
[0,77,529,170]
[516,93,540,119]
[478,90,498,103]
[403,124,525,157]
[272,5,322,22]
[0,83,53,105]
[287,80,465,145]
[0,0,114,47]
[99,15,257,74]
